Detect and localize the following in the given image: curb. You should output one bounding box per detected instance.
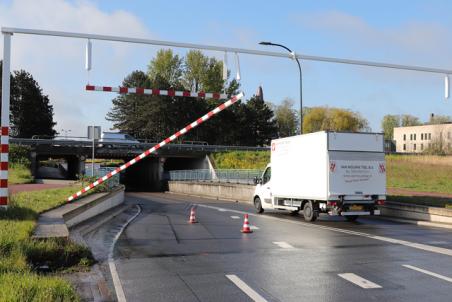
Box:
[377,216,452,230]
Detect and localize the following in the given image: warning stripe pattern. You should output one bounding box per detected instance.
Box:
[86,85,228,100]
[0,127,8,206]
[67,92,244,202]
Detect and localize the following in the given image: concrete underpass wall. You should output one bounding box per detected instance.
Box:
[122,157,163,191]
[168,181,254,203]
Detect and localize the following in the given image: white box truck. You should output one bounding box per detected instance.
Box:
[253,131,386,222]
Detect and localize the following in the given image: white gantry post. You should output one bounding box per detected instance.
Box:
[1,32,12,209]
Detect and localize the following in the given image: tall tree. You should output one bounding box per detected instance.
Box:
[274,98,298,137]
[244,94,278,146]
[303,106,368,134]
[147,49,183,88]
[1,63,56,138]
[400,114,421,127]
[428,114,452,125]
[381,114,401,140]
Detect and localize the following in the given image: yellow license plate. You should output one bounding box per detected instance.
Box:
[350,205,363,211]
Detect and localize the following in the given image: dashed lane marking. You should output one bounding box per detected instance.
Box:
[273,241,294,249]
[197,204,452,258]
[250,225,259,230]
[230,216,240,219]
[226,274,268,302]
[338,273,382,289]
[403,264,452,283]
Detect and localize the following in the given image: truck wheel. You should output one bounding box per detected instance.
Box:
[345,215,359,222]
[303,201,317,222]
[254,197,264,214]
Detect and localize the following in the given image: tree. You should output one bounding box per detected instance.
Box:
[428,114,452,125]
[400,114,421,127]
[243,94,278,146]
[147,49,183,88]
[302,106,368,134]
[0,62,56,138]
[274,98,298,137]
[381,114,401,140]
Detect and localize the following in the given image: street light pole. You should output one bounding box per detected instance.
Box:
[259,42,303,134]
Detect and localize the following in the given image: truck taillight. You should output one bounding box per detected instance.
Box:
[327,201,338,206]
[376,200,385,205]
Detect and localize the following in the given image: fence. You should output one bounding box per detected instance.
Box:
[85,166,120,188]
[168,169,263,185]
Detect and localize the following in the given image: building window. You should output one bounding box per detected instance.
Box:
[403,144,406,151]
[410,134,412,140]
[403,134,406,141]
[414,134,416,140]
[414,144,416,151]
[429,133,432,140]
[421,133,423,140]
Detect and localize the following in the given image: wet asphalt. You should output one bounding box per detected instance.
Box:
[92,192,452,302]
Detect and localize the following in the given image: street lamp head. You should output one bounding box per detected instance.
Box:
[259,41,272,46]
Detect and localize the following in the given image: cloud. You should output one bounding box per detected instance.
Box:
[0,0,154,136]
[292,10,452,68]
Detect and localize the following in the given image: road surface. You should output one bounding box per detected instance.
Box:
[85,192,452,302]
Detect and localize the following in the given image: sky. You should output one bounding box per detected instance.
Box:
[0,0,451,137]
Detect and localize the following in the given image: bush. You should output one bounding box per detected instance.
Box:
[9,144,31,166]
[212,151,270,170]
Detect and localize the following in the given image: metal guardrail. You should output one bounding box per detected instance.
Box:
[168,169,263,185]
[10,138,270,152]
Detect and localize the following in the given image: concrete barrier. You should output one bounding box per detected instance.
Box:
[168,181,254,203]
[168,181,452,224]
[381,201,452,224]
[33,186,125,238]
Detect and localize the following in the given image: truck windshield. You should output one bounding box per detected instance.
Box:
[263,167,271,184]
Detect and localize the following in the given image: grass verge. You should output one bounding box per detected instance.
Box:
[9,163,34,184]
[0,185,97,301]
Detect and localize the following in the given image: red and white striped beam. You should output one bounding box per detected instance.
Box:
[67,92,244,202]
[86,85,228,100]
[0,127,8,206]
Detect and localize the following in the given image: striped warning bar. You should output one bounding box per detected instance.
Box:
[67,92,244,202]
[0,126,8,206]
[86,85,228,100]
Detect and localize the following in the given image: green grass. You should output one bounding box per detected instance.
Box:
[386,154,452,195]
[0,185,97,301]
[9,163,34,184]
[212,151,270,170]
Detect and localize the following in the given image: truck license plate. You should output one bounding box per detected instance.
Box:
[350,205,363,211]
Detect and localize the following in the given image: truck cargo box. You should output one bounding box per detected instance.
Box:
[270,131,386,201]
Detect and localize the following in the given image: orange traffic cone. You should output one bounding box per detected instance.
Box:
[188,207,198,223]
[241,214,252,233]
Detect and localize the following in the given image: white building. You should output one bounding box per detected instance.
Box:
[393,123,452,153]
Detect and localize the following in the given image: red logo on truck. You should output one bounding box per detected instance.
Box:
[271,143,276,151]
[379,163,386,173]
[330,162,336,172]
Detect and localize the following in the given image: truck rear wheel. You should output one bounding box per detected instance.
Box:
[303,201,317,222]
[345,215,359,222]
[254,197,264,214]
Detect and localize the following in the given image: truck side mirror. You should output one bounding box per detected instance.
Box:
[253,177,262,185]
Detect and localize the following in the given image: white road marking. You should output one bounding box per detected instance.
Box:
[218,208,227,212]
[230,215,240,219]
[196,204,452,258]
[403,264,452,283]
[108,205,142,302]
[273,241,294,249]
[338,273,382,289]
[250,225,259,230]
[226,274,268,302]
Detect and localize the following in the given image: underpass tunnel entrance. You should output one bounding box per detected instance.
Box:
[121,155,210,192]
